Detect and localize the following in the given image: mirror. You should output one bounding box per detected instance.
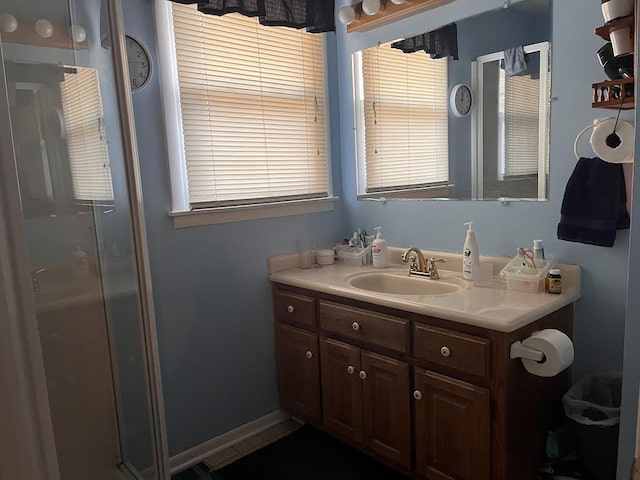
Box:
[6,62,114,218]
[351,0,552,201]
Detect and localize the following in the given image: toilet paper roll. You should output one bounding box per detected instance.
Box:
[520,329,574,377]
[591,118,634,164]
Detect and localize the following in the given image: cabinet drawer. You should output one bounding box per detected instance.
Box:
[413,324,489,380]
[274,291,316,328]
[319,301,408,353]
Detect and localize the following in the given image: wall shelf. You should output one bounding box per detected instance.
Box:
[592,10,635,110]
[592,78,635,110]
[347,0,455,33]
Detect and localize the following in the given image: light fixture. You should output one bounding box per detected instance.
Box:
[389,0,406,3]
[338,5,358,25]
[35,19,53,38]
[0,13,18,33]
[361,0,383,16]
[70,24,87,43]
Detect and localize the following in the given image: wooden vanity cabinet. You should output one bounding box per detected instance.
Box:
[320,337,411,469]
[272,283,573,480]
[274,323,321,423]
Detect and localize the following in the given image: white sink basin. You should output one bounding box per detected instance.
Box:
[346,271,462,296]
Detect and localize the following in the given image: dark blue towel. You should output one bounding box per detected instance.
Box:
[557,157,629,247]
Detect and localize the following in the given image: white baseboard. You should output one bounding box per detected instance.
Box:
[169,410,291,474]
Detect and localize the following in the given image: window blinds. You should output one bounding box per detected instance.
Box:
[361,43,448,192]
[503,73,543,177]
[60,67,114,203]
[171,4,328,207]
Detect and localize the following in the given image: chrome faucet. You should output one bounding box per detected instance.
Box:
[401,248,446,279]
[401,247,426,273]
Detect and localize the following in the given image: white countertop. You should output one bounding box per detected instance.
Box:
[269,256,581,333]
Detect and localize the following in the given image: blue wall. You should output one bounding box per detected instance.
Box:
[124,0,636,465]
[122,0,348,455]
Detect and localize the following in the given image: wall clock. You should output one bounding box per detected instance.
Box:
[449,83,473,118]
[125,35,152,92]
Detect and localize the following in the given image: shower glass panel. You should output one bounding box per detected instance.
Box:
[0,0,163,478]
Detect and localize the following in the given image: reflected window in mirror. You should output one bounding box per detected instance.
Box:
[60,67,114,205]
[474,42,550,201]
[353,42,449,199]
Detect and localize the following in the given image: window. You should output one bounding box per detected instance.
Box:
[498,71,547,179]
[353,42,449,196]
[157,3,333,226]
[60,67,113,204]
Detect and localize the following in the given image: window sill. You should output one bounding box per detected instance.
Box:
[169,196,338,228]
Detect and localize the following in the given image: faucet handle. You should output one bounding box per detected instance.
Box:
[426,258,445,279]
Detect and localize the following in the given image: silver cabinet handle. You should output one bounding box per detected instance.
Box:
[287,305,295,314]
[413,390,423,400]
[305,350,313,359]
[347,365,355,375]
[440,346,451,357]
[352,322,360,331]
[359,370,367,380]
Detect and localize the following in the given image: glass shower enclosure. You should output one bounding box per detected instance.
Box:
[0,0,168,478]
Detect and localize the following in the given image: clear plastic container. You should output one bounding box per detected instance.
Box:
[338,245,372,267]
[500,255,556,292]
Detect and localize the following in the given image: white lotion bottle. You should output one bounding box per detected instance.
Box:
[462,222,479,280]
[372,226,388,268]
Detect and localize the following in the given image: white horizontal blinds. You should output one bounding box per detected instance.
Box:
[171,4,328,207]
[361,43,448,192]
[503,73,540,177]
[60,67,114,202]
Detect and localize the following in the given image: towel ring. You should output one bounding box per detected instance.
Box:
[573,124,594,161]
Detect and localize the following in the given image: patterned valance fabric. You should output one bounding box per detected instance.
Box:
[169,0,334,32]
[391,23,458,60]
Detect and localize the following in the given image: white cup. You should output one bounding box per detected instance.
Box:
[473,262,494,287]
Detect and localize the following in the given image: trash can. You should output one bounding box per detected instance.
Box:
[562,372,622,480]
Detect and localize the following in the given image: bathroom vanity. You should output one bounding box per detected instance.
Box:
[270,252,580,480]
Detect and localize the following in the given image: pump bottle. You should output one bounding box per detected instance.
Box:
[462,222,480,280]
[372,226,388,268]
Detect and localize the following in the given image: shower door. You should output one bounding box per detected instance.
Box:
[0,0,168,479]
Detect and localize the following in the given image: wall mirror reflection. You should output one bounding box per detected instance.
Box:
[475,42,550,200]
[6,62,114,218]
[351,0,552,201]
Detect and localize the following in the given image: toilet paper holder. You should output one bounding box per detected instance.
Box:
[510,341,545,362]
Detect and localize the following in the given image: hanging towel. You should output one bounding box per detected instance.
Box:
[557,157,630,247]
[502,46,527,77]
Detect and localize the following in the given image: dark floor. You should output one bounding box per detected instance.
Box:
[173,425,410,480]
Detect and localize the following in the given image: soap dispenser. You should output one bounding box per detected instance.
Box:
[372,226,388,268]
[462,222,479,280]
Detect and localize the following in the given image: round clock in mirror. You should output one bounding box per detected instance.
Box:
[125,35,151,92]
[450,83,473,118]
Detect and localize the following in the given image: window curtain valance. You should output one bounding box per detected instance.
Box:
[391,23,458,60]
[169,0,334,32]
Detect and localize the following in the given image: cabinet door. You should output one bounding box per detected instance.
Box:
[361,351,411,469]
[275,324,321,422]
[414,368,490,480]
[319,337,363,443]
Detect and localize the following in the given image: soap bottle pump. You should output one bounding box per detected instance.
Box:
[462,222,479,280]
[372,226,388,268]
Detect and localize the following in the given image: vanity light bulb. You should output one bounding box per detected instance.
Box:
[338,5,357,25]
[0,13,18,33]
[35,19,53,38]
[389,0,406,3]
[70,24,86,43]
[361,0,382,16]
